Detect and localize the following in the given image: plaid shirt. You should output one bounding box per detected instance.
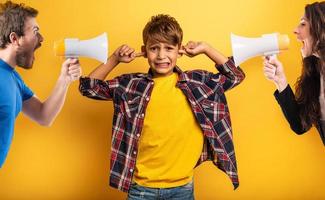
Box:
[79,58,245,192]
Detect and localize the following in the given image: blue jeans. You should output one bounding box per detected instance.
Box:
[127,181,195,200]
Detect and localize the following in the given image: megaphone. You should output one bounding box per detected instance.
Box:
[54,32,108,63]
[231,33,289,66]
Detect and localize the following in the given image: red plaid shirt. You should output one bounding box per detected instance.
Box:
[79,58,245,192]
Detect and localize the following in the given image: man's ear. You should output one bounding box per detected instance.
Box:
[141,45,147,58]
[9,32,20,46]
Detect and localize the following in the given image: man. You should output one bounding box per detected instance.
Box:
[0,1,81,167]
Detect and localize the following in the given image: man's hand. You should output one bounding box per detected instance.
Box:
[60,58,82,84]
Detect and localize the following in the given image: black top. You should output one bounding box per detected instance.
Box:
[274,84,325,146]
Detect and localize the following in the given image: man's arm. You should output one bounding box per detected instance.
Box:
[22,58,81,126]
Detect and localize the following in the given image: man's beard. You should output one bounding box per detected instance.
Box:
[15,49,34,69]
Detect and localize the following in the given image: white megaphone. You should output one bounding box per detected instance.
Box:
[54,32,108,63]
[231,33,289,66]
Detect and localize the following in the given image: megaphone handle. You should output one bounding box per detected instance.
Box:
[265,54,277,61]
[264,54,278,78]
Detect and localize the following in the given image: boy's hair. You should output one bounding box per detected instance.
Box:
[142,14,183,47]
[0,0,38,48]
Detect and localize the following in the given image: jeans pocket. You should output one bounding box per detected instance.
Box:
[171,182,195,200]
[127,183,155,200]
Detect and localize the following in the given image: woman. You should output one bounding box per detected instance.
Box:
[263,1,325,145]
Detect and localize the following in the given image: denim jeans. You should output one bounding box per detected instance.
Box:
[127,181,194,200]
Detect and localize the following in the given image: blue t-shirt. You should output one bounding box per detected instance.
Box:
[0,59,33,168]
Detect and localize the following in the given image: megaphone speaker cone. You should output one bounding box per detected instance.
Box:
[53,33,108,63]
[277,34,290,51]
[53,40,65,56]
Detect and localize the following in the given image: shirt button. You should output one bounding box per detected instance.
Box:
[141,113,145,118]
[128,100,132,103]
[191,101,196,105]
[210,103,214,106]
[130,169,134,173]
[133,151,137,155]
[136,134,140,137]
[146,97,150,101]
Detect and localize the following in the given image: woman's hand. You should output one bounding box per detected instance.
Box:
[263,55,288,92]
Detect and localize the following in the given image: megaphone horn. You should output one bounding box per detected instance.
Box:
[54,33,108,63]
[231,33,289,66]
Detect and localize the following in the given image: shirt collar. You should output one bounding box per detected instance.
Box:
[141,65,189,83]
[0,59,14,71]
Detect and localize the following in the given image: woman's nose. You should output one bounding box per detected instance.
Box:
[293,26,299,35]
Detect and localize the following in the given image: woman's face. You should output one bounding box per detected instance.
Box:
[293,14,314,58]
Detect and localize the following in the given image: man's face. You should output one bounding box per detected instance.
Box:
[16,17,43,69]
[145,40,180,77]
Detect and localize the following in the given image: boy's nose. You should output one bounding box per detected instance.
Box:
[158,50,166,58]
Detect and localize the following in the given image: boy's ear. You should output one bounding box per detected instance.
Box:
[141,45,147,58]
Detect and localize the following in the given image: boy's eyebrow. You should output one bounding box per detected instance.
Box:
[147,43,160,47]
[148,42,176,47]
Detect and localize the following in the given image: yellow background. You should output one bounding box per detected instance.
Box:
[0,0,324,199]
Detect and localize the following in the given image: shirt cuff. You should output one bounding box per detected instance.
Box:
[216,57,236,73]
[274,84,294,104]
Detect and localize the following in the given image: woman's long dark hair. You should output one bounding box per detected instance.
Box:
[295,1,325,129]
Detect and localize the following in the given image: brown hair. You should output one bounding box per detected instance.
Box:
[142,14,183,47]
[295,1,325,129]
[0,0,38,48]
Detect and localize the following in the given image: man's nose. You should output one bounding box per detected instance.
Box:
[38,33,44,43]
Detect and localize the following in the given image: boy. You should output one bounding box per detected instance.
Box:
[79,14,245,199]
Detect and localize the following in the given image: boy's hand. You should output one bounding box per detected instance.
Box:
[112,45,144,63]
[179,41,208,57]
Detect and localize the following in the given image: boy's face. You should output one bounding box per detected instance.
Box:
[144,39,181,77]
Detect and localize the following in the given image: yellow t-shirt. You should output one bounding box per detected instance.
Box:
[134,73,204,188]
